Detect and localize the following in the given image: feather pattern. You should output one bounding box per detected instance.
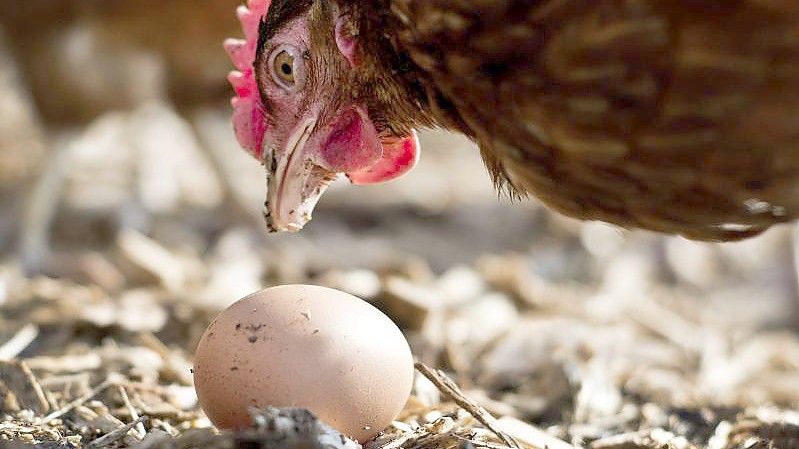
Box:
[387,0,799,240]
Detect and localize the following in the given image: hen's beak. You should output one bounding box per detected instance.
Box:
[263,118,337,233]
[262,109,421,234]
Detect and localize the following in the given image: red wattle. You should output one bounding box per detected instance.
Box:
[348,131,421,185]
[321,109,382,173]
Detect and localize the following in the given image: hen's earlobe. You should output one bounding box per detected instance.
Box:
[335,16,359,68]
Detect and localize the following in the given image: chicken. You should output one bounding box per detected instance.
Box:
[226,0,799,241]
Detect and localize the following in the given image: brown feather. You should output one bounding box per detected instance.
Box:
[347,0,799,241]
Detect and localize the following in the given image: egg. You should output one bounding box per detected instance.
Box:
[193,285,414,442]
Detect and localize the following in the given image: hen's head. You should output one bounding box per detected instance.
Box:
[226,0,423,232]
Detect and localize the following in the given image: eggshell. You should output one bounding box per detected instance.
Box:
[193,285,414,442]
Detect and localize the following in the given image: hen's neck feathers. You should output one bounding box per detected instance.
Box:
[335,0,468,134]
[345,0,799,241]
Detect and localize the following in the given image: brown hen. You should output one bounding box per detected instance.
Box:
[229,0,799,241]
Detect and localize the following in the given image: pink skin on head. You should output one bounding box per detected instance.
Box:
[225,0,420,232]
[335,17,359,68]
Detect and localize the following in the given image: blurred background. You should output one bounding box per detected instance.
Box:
[1,2,798,448]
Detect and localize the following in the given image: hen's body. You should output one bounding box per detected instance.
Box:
[357,0,799,240]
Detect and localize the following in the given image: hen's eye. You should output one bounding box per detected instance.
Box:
[267,45,305,91]
[274,51,295,85]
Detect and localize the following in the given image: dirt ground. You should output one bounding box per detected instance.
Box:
[1,3,799,449]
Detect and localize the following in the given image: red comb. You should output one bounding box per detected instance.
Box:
[224,0,271,160]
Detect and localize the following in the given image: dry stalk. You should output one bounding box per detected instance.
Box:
[87,416,148,448]
[415,362,521,449]
[42,378,115,422]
